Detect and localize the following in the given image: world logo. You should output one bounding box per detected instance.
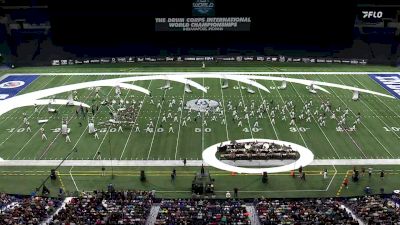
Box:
[0,81,25,89]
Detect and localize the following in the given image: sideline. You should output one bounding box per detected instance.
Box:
[1,158,400,167]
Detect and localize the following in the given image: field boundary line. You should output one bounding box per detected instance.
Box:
[69,166,79,192]
[2,158,400,166]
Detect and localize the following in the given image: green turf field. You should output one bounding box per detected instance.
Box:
[0,63,399,198]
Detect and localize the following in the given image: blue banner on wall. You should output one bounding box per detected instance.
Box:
[0,75,39,100]
[369,74,400,99]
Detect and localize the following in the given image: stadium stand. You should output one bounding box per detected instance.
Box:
[50,190,154,225]
[345,195,400,225]
[0,192,399,224]
[155,199,251,225]
[0,193,19,210]
[0,194,61,225]
[256,198,358,224]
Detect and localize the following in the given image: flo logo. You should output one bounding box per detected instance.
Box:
[0,81,25,89]
[362,11,383,18]
[192,0,215,16]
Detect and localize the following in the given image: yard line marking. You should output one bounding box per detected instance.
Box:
[0,76,57,127]
[256,81,279,140]
[270,79,308,148]
[218,78,230,140]
[351,90,400,141]
[0,76,61,146]
[91,76,127,159]
[34,74,106,160]
[287,75,340,158]
[351,75,400,127]
[11,75,78,159]
[2,159,400,166]
[275,72,339,192]
[305,74,368,158]
[69,166,80,192]
[147,89,168,160]
[266,65,308,148]
[174,82,187,160]
[57,171,66,190]
[336,170,351,196]
[38,75,100,160]
[201,78,205,152]
[332,75,394,158]
[120,80,153,160]
[236,81,254,139]
[324,164,338,192]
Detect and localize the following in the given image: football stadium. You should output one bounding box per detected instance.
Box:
[0,0,399,224]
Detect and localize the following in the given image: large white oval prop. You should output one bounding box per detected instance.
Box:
[202,139,314,174]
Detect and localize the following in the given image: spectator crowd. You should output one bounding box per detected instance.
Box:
[156,199,251,225]
[0,195,61,225]
[256,198,358,225]
[50,190,154,225]
[345,195,400,225]
[0,191,398,224]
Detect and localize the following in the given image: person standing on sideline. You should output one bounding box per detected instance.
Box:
[183,158,187,166]
[298,166,303,178]
[343,177,349,189]
[234,188,238,198]
[170,173,175,182]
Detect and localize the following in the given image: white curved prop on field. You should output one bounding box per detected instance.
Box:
[0,72,394,117]
[33,99,90,108]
